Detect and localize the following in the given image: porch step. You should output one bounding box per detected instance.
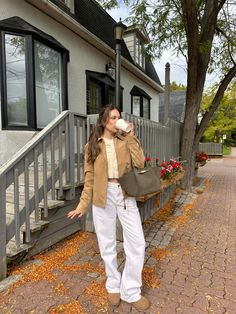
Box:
[7,243,33,264]
[5,164,84,266]
[55,182,82,190]
[56,183,81,200]
[21,220,50,234]
[39,200,65,210]
[18,199,82,259]
[22,220,50,244]
[39,200,66,219]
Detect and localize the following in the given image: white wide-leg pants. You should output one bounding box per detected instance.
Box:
[92,182,146,303]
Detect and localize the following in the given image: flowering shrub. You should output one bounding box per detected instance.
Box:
[145,156,159,166]
[160,159,183,180]
[145,156,183,180]
[196,151,208,162]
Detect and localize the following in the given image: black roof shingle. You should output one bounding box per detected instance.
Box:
[0,16,69,57]
[74,0,162,86]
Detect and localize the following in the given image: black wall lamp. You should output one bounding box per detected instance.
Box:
[105,61,115,77]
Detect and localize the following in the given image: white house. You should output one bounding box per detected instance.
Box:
[0,0,164,165]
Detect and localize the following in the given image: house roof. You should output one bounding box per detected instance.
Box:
[74,0,133,63]
[74,0,162,86]
[125,25,150,44]
[130,86,152,99]
[159,90,186,123]
[0,16,69,58]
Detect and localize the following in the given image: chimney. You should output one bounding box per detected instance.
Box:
[164,62,170,124]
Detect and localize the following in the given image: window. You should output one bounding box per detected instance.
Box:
[0,17,69,130]
[143,97,150,119]
[5,34,28,126]
[35,41,62,128]
[132,96,140,116]
[135,36,144,69]
[50,0,75,13]
[130,86,151,119]
[86,71,123,114]
[87,80,102,114]
[108,87,115,105]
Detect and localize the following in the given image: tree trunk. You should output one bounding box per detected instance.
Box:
[179,0,225,190]
[180,99,199,190]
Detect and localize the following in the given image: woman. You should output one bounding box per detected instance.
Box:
[68,105,150,311]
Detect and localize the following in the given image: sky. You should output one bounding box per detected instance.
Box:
[108,4,218,89]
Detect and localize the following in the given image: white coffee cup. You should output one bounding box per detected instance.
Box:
[115,118,132,133]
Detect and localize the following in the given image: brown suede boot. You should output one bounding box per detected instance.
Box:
[131,296,150,311]
[108,293,120,306]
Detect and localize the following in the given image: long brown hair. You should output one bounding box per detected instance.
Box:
[87,104,121,163]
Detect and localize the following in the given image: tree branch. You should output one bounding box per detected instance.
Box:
[171,0,183,19]
[217,0,227,11]
[215,25,236,65]
[194,64,236,144]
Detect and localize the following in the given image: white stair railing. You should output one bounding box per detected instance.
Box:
[0,111,87,280]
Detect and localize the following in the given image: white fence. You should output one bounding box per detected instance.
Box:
[87,113,181,161]
[199,142,223,156]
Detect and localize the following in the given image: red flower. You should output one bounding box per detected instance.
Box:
[160,158,184,179]
[195,151,208,162]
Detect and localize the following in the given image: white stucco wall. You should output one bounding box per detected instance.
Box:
[0,130,37,166]
[0,0,161,164]
[0,0,111,115]
[0,0,161,116]
[122,68,160,121]
[123,33,135,60]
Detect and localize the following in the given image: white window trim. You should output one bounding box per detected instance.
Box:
[135,34,145,70]
[52,0,75,13]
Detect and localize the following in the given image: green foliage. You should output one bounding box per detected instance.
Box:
[169,81,186,91]
[202,82,236,142]
[99,0,236,189]
[223,145,231,155]
[209,3,236,75]
[97,0,129,10]
[99,0,236,81]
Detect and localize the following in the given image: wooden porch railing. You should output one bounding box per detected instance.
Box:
[0,111,87,280]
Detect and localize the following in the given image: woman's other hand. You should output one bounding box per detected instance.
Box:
[67,206,84,219]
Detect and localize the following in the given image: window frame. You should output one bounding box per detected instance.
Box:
[49,0,74,14]
[86,70,123,114]
[130,86,151,119]
[131,95,150,119]
[86,77,104,114]
[134,34,145,69]
[142,96,150,119]
[0,28,68,130]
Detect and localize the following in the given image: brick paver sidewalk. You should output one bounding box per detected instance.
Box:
[0,156,235,313]
[145,156,236,314]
